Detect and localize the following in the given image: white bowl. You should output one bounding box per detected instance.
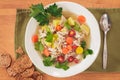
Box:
[25,1,101,77]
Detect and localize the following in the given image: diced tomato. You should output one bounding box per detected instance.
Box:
[68,56,74,62]
[32,34,38,43]
[72,45,78,51]
[66,37,73,44]
[56,25,62,31]
[43,48,50,57]
[77,15,86,24]
[57,55,64,63]
[62,48,69,54]
[68,30,76,37]
[74,58,79,63]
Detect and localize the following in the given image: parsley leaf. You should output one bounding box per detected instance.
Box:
[46,32,53,42]
[74,22,81,32]
[43,56,54,66]
[55,62,62,68]
[34,41,44,52]
[34,13,49,25]
[30,3,49,25]
[83,49,93,58]
[55,61,69,70]
[81,41,86,49]
[30,3,45,17]
[64,21,71,30]
[30,3,63,26]
[46,3,62,17]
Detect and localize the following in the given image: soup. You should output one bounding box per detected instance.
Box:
[32,11,93,70]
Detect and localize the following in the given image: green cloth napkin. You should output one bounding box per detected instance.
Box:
[15,8,120,72]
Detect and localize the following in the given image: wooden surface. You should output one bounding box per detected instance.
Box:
[0,0,120,80]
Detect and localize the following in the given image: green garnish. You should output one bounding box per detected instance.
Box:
[64,21,71,30]
[43,56,55,66]
[46,26,50,32]
[30,3,62,26]
[34,41,44,52]
[46,32,53,42]
[30,4,49,25]
[81,41,93,58]
[46,3,62,17]
[74,22,81,32]
[55,61,69,70]
[30,4,45,17]
[83,49,93,58]
[81,41,86,49]
[34,13,49,26]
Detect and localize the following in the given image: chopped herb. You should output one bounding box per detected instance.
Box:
[46,32,53,42]
[64,21,71,30]
[55,61,69,70]
[30,4,49,25]
[43,56,54,66]
[87,49,93,54]
[30,3,45,17]
[34,41,44,52]
[55,62,62,68]
[62,62,69,70]
[45,26,50,32]
[74,22,81,32]
[62,65,69,70]
[30,3,62,26]
[46,3,62,17]
[83,49,93,58]
[81,41,86,49]
[34,13,49,25]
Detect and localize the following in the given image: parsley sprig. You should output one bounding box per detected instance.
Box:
[46,3,62,17]
[30,3,62,26]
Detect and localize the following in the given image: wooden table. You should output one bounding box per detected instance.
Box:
[0,0,120,80]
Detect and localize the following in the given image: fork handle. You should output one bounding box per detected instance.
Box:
[103,32,107,69]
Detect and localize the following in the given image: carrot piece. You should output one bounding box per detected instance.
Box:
[62,48,69,54]
[32,34,38,43]
[66,37,73,44]
[56,25,62,31]
[43,48,50,56]
[66,45,72,51]
[77,15,86,24]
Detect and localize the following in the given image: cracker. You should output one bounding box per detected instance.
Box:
[12,62,26,74]
[16,75,33,80]
[19,54,33,69]
[36,75,43,80]
[21,66,34,78]
[7,54,32,76]
[32,71,41,79]
[32,71,43,80]
[13,54,32,73]
[22,78,34,80]
[16,47,24,55]
[1,47,43,80]
[15,75,23,80]
[0,53,12,68]
[7,67,17,77]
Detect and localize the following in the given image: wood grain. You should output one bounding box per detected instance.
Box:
[0,0,120,80]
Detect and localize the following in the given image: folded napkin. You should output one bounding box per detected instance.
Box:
[15,8,120,72]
